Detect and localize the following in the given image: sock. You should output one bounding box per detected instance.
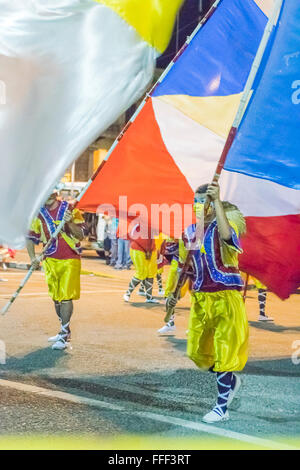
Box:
[258,288,267,316]
[144,278,154,300]
[59,300,73,342]
[126,277,141,296]
[216,372,233,415]
[157,273,163,291]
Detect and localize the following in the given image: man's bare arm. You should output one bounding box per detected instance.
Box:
[207,184,232,241]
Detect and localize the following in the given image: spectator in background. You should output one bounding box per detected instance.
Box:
[109,217,119,267]
[115,220,131,269]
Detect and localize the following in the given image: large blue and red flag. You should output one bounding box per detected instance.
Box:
[79,0,300,298]
[222,0,300,298]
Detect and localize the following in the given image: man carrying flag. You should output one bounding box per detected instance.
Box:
[26,191,86,350]
[166,183,248,423]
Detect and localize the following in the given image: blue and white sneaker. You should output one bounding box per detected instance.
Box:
[202,405,229,423]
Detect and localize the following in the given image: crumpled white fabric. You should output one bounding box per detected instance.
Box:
[0,0,157,247]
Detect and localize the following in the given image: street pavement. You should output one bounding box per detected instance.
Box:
[0,250,299,450]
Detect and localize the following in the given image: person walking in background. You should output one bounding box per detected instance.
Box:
[123,223,159,303]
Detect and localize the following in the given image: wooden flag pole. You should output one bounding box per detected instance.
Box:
[165,0,284,322]
[243,274,250,303]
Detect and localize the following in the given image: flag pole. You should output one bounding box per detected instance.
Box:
[1,0,223,316]
[243,274,250,303]
[165,0,284,322]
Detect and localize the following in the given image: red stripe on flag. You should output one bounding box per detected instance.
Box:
[78,99,194,235]
[240,215,300,299]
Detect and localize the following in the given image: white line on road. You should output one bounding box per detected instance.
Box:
[0,379,296,450]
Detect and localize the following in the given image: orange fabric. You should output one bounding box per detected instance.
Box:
[78,100,194,237]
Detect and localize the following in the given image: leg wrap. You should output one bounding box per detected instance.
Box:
[258,289,267,316]
[59,300,73,341]
[156,273,163,291]
[126,277,141,297]
[144,278,154,301]
[216,372,233,415]
[138,280,146,295]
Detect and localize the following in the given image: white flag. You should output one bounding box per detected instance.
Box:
[0,0,182,247]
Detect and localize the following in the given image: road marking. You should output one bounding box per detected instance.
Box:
[0,378,296,450]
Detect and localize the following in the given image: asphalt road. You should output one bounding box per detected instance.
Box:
[0,250,299,450]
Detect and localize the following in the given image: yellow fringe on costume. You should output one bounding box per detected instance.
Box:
[130,249,157,281]
[187,290,249,372]
[43,258,81,302]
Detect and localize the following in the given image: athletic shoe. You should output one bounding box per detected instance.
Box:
[48,333,71,343]
[158,289,165,296]
[48,333,62,343]
[158,324,176,334]
[202,406,229,423]
[258,315,274,322]
[138,290,146,297]
[123,293,130,302]
[227,374,241,408]
[114,265,123,270]
[146,298,160,304]
[52,339,68,350]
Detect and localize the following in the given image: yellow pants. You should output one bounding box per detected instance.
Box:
[165,259,189,298]
[187,290,248,372]
[130,249,157,281]
[43,258,81,302]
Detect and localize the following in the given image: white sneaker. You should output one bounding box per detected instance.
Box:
[51,339,68,350]
[123,293,130,302]
[259,315,274,322]
[48,333,62,343]
[202,406,229,423]
[158,324,176,334]
[227,374,241,408]
[158,289,165,296]
[146,298,160,304]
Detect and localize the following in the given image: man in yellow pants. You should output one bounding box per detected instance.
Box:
[166,183,249,423]
[27,191,86,350]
